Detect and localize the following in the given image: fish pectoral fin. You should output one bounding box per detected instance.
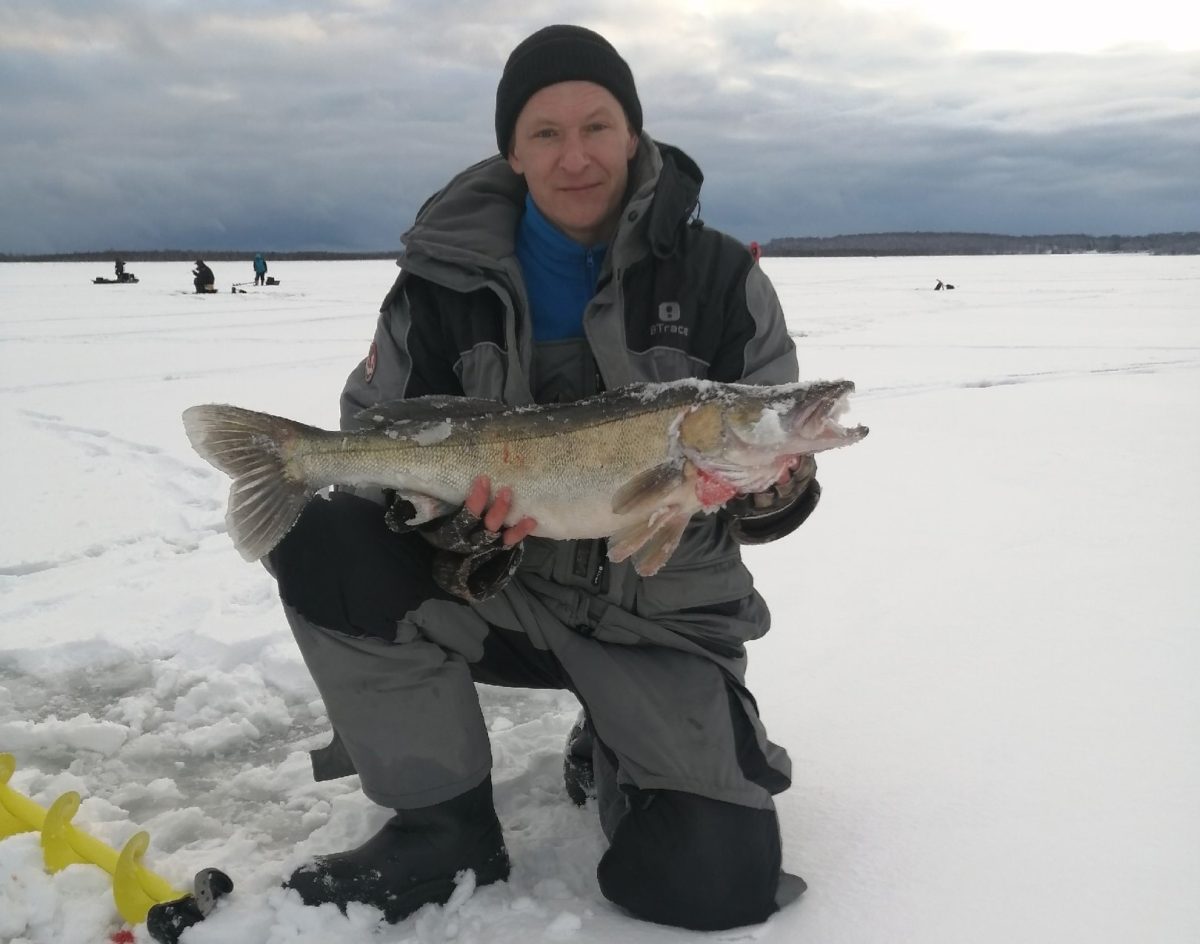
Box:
[608,505,691,575]
[631,509,692,577]
[609,517,658,564]
[611,462,686,516]
[350,396,506,429]
[609,463,693,570]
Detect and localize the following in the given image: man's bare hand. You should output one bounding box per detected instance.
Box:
[464,475,538,546]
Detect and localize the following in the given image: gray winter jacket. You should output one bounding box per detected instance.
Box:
[338,137,800,802]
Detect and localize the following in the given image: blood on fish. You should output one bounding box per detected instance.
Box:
[694,467,738,509]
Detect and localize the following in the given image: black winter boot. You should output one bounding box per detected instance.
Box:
[563,716,596,806]
[285,777,510,922]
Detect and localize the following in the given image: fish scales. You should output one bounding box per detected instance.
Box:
[287,405,682,538]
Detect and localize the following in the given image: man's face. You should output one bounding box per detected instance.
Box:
[508,81,638,246]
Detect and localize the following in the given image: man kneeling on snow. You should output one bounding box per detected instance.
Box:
[269,24,820,931]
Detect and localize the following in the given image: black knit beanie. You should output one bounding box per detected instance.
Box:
[495,25,642,154]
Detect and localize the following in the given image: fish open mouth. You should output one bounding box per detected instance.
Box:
[786,384,866,445]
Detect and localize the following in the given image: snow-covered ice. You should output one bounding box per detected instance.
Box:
[1,255,1198,943]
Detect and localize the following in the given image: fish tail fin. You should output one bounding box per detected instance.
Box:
[182,404,317,561]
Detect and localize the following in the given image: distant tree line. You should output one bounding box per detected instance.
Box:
[0,249,402,263]
[762,232,1200,256]
[3,232,1198,262]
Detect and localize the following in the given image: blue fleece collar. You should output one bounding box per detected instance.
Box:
[516,194,607,342]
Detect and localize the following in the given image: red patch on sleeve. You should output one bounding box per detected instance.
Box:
[364,340,378,383]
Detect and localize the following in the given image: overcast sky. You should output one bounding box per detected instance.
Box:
[1,0,1197,253]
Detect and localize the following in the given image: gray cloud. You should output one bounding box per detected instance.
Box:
[1,0,1196,253]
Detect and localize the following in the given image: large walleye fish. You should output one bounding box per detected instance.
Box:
[182,379,868,576]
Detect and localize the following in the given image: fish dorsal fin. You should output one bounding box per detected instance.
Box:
[352,396,507,429]
[611,462,686,516]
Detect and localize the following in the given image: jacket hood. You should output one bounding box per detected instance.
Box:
[401,155,526,276]
[640,142,702,257]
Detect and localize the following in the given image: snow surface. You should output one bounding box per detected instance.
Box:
[1,256,1198,943]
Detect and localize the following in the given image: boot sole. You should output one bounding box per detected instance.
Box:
[379,858,511,923]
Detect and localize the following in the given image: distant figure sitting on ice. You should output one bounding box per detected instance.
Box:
[934,279,956,291]
[193,260,216,294]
